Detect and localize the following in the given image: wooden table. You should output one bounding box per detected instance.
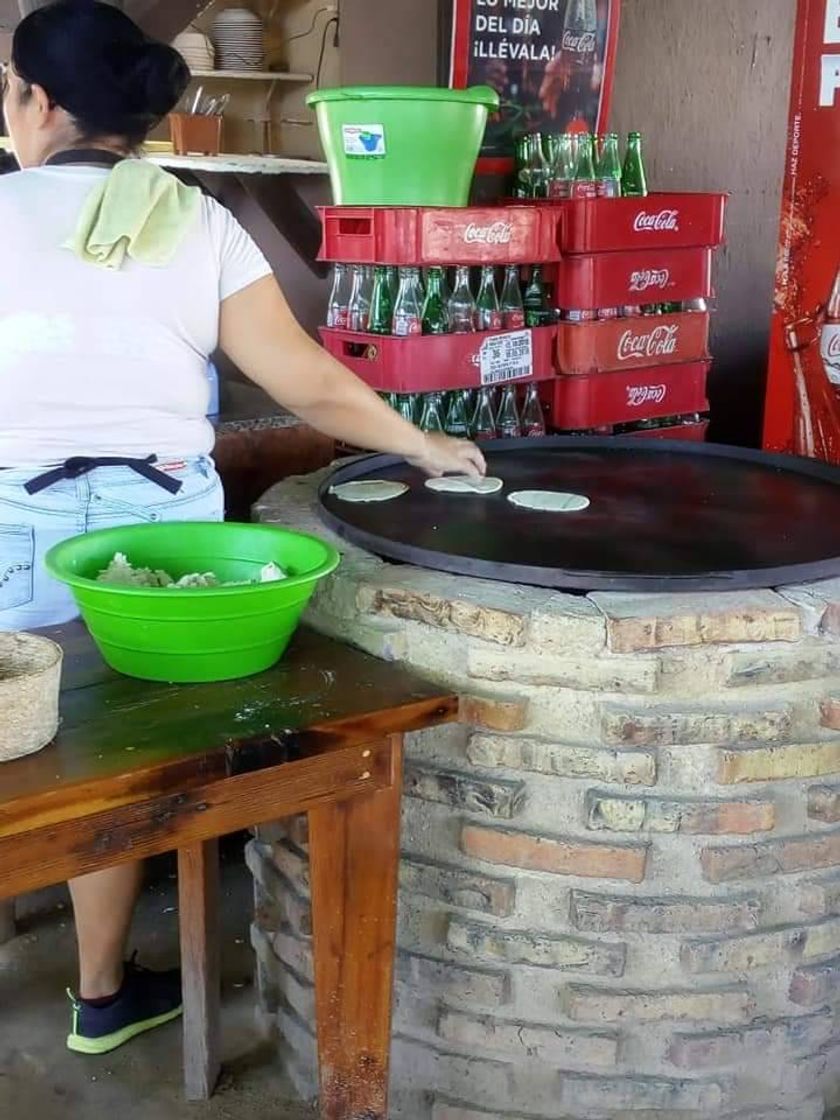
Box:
[0,624,456,1118]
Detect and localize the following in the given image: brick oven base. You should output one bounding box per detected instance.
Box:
[253,466,840,1120]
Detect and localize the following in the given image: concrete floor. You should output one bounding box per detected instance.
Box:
[0,840,313,1120]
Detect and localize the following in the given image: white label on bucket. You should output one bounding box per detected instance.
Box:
[478,330,533,386]
[342,124,386,157]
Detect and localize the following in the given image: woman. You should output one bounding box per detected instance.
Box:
[0,0,485,1056]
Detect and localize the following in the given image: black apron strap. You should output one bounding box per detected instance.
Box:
[45,149,126,170]
[25,456,183,497]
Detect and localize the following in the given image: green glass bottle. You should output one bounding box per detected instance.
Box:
[386,265,400,303]
[396,394,415,424]
[524,266,551,328]
[548,133,575,199]
[622,132,648,198]
[444,391,470,437]
[571,134,597,200]
[419,392,444,433]
[596,133,622,199]
[514,135,531,199]
[528,133,551,199]
[471,388,497,441]
[368,265,394,335]
[422,267,450,335]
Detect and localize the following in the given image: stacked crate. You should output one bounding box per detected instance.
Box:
[317,192,727,438]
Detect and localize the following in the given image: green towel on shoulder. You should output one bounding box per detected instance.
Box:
[65,160,202,270]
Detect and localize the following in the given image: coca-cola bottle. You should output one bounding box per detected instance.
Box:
[392,267,423,336]
[559,0,598,109]
[500,265,526,330]
[396,394,415,424]
[347,265,373,332]
[514,135,530,199]
[444,391,471,437]
[471,388,498,440]
[596,133,622,199]
[571,134,598,200]
[524,266,551,328]
[496,385,523,439]
[521,383,546,437]
[419,392,445,432]
[448,265,477,333]
[622,132,648,198]
[422,267,450,335]
[386,265,400,303]
[368,265,394,335]
[326,262,352,328]
[548,133,575,200]
[529,134,551,200]
[822,266,840,389]
[476,266,503,331]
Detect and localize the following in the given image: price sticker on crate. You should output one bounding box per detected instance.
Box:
[478,330,534,386]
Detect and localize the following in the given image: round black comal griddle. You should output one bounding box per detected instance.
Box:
[317,437,840,592]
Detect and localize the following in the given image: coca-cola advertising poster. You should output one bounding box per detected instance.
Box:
[447,0,621,170]
[763,0,840,462]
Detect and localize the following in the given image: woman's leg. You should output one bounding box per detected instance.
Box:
[69,864,144,999]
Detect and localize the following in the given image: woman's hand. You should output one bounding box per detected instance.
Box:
[407,432,487,479]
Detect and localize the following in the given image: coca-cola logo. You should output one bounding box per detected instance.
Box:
[823,325,840,360]
[618,325,679,362]
[627,384,667,407]
[562,30,596,53]
[633,209,680,233]
[464,222,513,246]
[629,269,670,293]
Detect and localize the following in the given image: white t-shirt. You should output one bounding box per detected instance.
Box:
[0,164,273,468]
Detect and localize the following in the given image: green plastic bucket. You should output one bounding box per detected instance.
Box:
[306,85,500,206]
[45,522,340,684]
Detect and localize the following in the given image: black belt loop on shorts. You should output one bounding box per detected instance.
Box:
[24,456,183,496]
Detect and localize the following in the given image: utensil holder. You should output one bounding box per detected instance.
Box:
[169,112,223,157]
[0,633,62,763]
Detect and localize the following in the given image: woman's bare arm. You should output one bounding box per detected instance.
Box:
[220,275,486,478]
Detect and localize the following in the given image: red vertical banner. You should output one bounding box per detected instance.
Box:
[449,0,621,173]
[764,0,840,461]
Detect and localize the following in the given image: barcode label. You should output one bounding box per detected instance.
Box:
[479,330,533,386]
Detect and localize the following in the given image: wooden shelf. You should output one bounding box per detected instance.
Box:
[189,70,313,82]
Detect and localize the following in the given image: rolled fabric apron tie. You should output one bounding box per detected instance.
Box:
[24,455,183,496]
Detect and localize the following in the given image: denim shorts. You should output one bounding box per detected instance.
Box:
[0,457,224,632]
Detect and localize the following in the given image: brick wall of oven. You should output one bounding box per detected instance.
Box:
[252,470,840,1120]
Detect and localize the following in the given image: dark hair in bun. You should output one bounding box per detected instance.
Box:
[13,0,190,147]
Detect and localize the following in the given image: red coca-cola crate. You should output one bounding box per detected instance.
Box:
[320,326,556,393]
[549,247,714,311]
[624,420,709,442]
[539,361,710,430]
[317,206,544,266]
[549,193,727,255]
[555,311,711,376]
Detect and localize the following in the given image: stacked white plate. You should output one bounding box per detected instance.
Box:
[172,30,215,73]
[211,7,266,72]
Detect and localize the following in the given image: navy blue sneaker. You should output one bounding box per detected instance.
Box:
[66,957,183,1055]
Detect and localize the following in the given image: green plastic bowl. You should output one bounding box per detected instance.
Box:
[45,522,340,684]
[306,85,500,206]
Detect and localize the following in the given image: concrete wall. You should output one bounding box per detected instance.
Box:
[611,0,796,446]
[339,0,440,86]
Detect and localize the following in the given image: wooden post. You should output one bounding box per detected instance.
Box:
[308,736,403,1120]
[0,899,15,944]
[177,839,221,1101]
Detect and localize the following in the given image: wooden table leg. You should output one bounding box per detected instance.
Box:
[0,899,15,944]
[178,839,221,1102]
[308,736,403,1120]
